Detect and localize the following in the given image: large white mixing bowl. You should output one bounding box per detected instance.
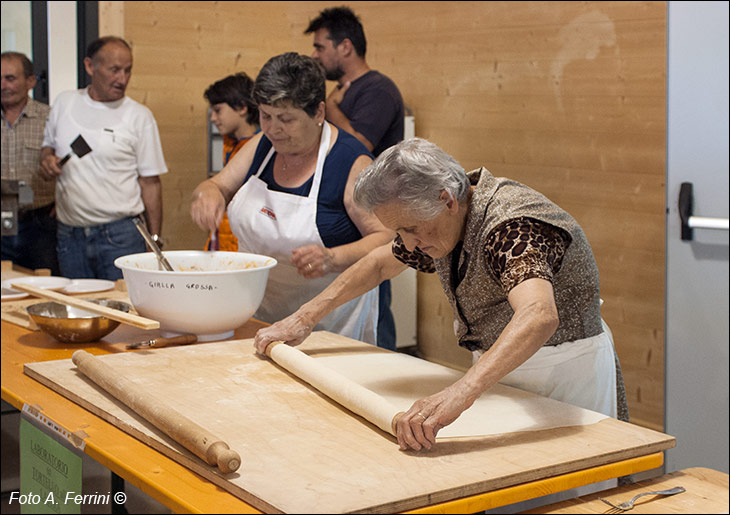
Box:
[115,251,277,341]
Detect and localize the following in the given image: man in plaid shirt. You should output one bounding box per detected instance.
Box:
[1,52,58,274]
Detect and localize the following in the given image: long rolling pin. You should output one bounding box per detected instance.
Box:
[265,342,406,436]
[72,350,241,474]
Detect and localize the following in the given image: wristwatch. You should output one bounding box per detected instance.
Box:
[152,234,165,249]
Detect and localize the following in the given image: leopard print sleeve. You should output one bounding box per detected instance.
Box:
[484,217,571,293]
[391,234,436,273]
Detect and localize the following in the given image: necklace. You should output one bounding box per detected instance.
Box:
[280,146,318,173]
[281,155,301,173]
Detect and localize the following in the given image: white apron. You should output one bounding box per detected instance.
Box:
[227,123,378,344]
[473,319,617,417]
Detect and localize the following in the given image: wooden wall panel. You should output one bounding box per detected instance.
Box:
[100,1,666,430]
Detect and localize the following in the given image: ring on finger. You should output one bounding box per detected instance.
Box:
[306,263,313,271]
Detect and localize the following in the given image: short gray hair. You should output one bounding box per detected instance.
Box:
[86,36,131,61]
[354,138,470,219]
[253,52,325,117]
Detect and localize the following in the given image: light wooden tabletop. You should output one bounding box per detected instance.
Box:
[523,466,729,513]
[2,283,675,513]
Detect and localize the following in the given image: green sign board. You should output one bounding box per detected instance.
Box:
[18,417,82,514]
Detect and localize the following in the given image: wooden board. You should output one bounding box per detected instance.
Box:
[24,331,675,514]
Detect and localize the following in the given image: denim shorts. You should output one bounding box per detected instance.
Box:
[57,216,146,280]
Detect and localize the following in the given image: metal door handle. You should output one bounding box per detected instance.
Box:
[679,182,729,241]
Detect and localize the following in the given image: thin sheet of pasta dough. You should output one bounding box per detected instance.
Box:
[308,349,607,438]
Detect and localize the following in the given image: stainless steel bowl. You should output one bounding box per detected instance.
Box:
[26,299,132,343]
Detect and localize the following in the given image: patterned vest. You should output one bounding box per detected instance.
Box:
[434,168,603,352]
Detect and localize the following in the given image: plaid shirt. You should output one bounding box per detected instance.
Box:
[2,97,55,209]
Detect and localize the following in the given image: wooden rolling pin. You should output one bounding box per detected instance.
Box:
[72,350,241,474]
[265,342,406,436]
[10,282,159,330]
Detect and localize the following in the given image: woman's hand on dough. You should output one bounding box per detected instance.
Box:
[253,312,315,355]
[395,383,474,451]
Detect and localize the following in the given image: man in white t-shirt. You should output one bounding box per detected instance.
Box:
[40,36,168,280]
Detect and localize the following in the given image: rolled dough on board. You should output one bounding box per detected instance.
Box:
[271,342,607,438]
[269,342,399,434]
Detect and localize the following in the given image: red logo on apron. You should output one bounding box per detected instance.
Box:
[260,206,276,220]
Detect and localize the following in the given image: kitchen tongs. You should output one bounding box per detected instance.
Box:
[132,216,175,271]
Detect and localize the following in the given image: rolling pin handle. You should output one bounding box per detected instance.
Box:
[391,411,406,436]
[264,341,283,358]
[207,441,241,474]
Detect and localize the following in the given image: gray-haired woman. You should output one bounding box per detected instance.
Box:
[191,53,395,348]
[254,137,628,451]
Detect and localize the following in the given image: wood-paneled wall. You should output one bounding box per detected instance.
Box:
[100,1,666,430]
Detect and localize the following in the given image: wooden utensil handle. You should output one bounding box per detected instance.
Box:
[263,340,283,358]
[72,350,240,474]
[11,282,159,330]
[391,412,407,436]
[154,334,197,347]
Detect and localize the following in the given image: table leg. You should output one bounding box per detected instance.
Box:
[111,472,128,515]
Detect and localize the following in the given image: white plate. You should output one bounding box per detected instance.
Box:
[63,279,116,294]
[1,276,72,300]
[1,287,29,301]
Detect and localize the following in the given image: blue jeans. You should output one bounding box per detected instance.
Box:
[57,217,146,280]
[1,204,60,275]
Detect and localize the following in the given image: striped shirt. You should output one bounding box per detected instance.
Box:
[2,97,54,209]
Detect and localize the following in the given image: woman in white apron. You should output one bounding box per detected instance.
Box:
[253,138,629,451]
[191,53,394,345]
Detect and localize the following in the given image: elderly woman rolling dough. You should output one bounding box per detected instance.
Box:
[254,137,628,451]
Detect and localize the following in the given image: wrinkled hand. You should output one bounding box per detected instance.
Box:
[190,185,226,233]
[395,383,474,451]
[291,244,335,279]
[253,312,315,355]
[39,153,62,181]
[326,81,351,109]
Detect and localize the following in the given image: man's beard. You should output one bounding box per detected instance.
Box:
[324,65,345,82]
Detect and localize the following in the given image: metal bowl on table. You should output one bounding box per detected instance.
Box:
[26,299,132,343]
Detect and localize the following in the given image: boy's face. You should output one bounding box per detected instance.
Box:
[209,102,247,137]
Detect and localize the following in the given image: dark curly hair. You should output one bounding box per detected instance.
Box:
[305,6,367,57]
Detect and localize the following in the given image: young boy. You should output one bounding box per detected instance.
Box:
[203,73,259,250]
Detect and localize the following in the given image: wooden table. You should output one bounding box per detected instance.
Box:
[2,312,673,513]
[523,467,729,513]
[2,317,267,513]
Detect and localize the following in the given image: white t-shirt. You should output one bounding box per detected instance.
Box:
[42,88,168,226]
